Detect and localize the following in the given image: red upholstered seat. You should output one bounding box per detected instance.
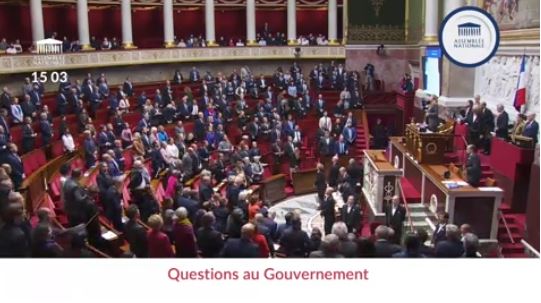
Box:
[51,140,65,158]
[123,149,134,171]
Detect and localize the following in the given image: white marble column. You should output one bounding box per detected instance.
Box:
[121,0,136,48]
[205,0,218,46]
[163,0,175,47]
[246,0,257,46]
[287,0,297,45]
[77,0,92,50]
[30,0,45,45]
[423,0,439,43]
[328,0,338,45]
[445,0,466,15]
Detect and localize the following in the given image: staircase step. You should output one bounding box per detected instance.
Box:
[500,242,525,254]
[498,232,523,241]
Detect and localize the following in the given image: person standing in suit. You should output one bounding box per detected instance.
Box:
[340,195,361,233]
[494,104,509,140]
[522,113,539,144]
[327,156,340,188]
[435,224,465,258]
[425,98,439,132]
[3,143,24,189]
[39,112,53,146]
[314,163,327,201]
[385,195,406,244]
[465,144,481,186]
[432,212,449,245]
[320,188,336,235]
[511,114,526,142]
[124,205,148,258]
[374,225,401,257]
[21,117,37,154]
[220,223,259,258]
[467,106,482,148]
[479,102,495,154]
[102,179,124,232]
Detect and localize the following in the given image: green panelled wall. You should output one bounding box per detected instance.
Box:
[406,0,423,43]
[348,0,406,43]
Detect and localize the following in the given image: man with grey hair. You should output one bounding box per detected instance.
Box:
[435,224,465,258]
[374,225,401,257]
[463,233,480,258]
[331,221,357,258]
[220,223,259,258]
[494,104,509,140]
[309,234,343,258]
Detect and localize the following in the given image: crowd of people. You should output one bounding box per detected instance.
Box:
[1,25,335,55]
[0,58,486,258]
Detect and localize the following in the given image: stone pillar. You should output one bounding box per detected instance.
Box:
[423,0,439,43]
[77,0,93,50]
[342,0,348,44]
[444,0,465,15]
[287,0,297,45]
[163,0,175,47]
[328,0,339,45]
[121,0,136,48]
[30,0,45,45]
[205,0,218,46]
[246,0,257,46]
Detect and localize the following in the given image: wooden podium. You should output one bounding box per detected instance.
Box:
[361,150,403,223]
[404,123,453,164]
[260,174,287,205]
[292,168,317,195]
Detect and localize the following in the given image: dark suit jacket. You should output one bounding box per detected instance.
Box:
[466,153,481,186]
[432,223,447,244]
[328,164,340,187]
[495,111,509,139]
[341,204,361,232]
[220,238,259,258]
[125,220,148,258]
[386,204,406,234]
[523,120,539,143]
[374,239,402,257]
[196,227,224,258]
[435,239,464,258]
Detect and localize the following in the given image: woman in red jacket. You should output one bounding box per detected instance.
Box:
[147,214,174,258]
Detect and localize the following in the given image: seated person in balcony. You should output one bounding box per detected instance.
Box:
[0,38,8,51]
[70,40,81,52]
[101,37,112,50]
[90,36,100,50]
[335,135,349,156]
[177,39,187,48]
[235,39,245,47]
[189,66,200,82]
[318,131,335,157]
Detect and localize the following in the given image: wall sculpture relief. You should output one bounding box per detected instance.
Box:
[483,0,540,30]
[475,55,540,120]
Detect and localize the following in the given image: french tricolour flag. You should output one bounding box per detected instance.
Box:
[513,55,527,112]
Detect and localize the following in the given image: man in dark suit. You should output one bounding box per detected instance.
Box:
[124,205,148,258]
[426,99,439,132]
[3,143,24,189]
[83,131,98,168]
[189,66,200,82]
[467,107,482,148]
[432,212,449,245]
[327,156,340,188]
[374,225,401,257]
[284,136,296,166]
[435,224,464,258]
[278,217,311,257]
[347,158,363,188]
[465,144,481,186]
[21,117,37,154]
[194,113,206,141]
[522,113,539,144]
[0,109,10,139]
[340,195,361,233]
[39,112,53,146]
[494,104,509,140]
[102,180,124,232]
[196,212,224,258]
[385,195,406,244]
[122,77,133,97]
[318,132,335,157]
[320,188,336,235]
[314,163,327,201]
[479,102,495,154]
[220,223,259,258]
